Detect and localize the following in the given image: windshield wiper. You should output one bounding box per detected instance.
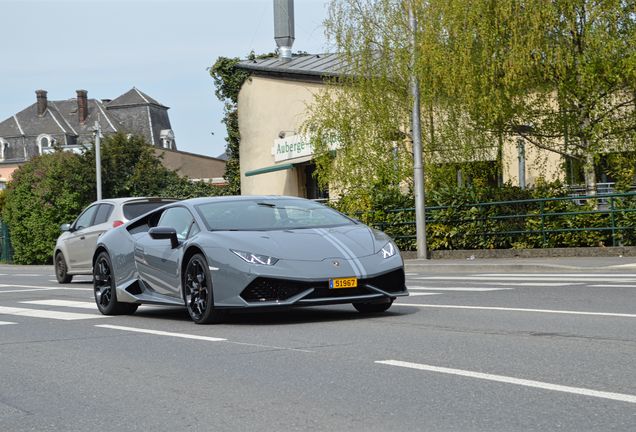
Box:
[256,202,277,208]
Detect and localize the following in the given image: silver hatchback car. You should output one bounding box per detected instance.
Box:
[54,197,176,283]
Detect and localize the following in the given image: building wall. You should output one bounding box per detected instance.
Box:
[0,164,20,188]
[502,138,564,187]
[154,148,226,183]
[238,76,324,196]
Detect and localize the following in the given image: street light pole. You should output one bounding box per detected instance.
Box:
[410,3,428,259]
[94,121,102,201]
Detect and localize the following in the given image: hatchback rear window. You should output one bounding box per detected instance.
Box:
[123,201,175,220]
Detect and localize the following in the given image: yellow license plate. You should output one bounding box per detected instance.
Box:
[329,277,358,289]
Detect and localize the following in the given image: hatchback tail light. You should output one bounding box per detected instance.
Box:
[112,220,124,228]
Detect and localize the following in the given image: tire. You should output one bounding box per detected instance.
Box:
[93,251,138,315]
[54,252,73,284]
[183,253,225,324]
[353,299,394,314]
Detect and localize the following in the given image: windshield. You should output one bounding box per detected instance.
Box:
[195,199,355,231]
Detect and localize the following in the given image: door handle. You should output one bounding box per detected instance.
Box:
[80,236,85,240]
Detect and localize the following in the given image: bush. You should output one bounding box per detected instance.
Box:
[2,152,94,264]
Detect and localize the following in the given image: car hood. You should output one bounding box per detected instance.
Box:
[204,225,391,261]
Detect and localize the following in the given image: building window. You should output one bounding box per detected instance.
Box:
[36,134,54,154]
[160,129,175,149]
[0,180,6,190]
[0,138,8,161]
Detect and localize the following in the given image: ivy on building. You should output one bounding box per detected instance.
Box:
[209,52,276,195]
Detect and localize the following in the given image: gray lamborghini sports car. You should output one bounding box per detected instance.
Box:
[93,196,408,324]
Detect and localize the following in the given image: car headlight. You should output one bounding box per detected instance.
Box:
[380,242,397,259]
[231,250,279,266]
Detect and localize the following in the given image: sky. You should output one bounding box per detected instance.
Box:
[0,0,331,158]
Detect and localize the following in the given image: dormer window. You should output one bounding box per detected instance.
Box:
[36,134,54,154]
[160,129,175,149]
[0,138,8,161]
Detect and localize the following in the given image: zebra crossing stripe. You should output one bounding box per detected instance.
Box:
[0,306,109,321]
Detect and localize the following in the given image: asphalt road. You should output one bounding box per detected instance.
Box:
[0,265,634,431]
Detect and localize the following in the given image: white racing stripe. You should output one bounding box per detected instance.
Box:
[0,306,108,321]
[395,303,636,318]
[22,300,97,309]
[376,360,636,404]
[314,228,364,277]
[407,287,512,292]
[96,324,227,341]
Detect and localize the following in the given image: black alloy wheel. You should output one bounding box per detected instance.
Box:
[184,253,224,324]
[93,252,138,315]
[353,299,394,314]
[55,252,73,284]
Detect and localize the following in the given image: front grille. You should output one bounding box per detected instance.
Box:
[241,278,325,302]
[362,269,406,293]
[240,269,406,303]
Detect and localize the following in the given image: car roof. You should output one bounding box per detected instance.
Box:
[183,195,309,206]
[91,197,177,205]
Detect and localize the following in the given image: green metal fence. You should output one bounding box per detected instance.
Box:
[355,192,636,251]
[0,219,13,263]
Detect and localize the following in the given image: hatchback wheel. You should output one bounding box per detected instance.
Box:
[55,252,73,284]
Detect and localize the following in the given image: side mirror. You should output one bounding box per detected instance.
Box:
[60,223,72,232]
[148,227,179,249]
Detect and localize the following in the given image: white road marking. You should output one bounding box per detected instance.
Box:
[376,360,636,404]
[13,274,41,277]
[0,320,17,325]
[48,279,92,283]
[481,273,636,278]
[22,300,96,309]
[0,284,92,291]
[591,284,636,288]
[409,292,443,296]
[0,306,108,321]
[414,276,636,283]
[0,288,53,294]
[395,303,636,318]
[407,287,512,292]
[95,325,313,353]
[471,282,581,287]
[96,324,227,341]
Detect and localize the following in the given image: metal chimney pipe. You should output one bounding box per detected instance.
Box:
[274,0,295,62]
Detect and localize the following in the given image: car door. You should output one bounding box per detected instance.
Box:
[65,204,99,272]
[82,203,114,264]
[135,207,198,298]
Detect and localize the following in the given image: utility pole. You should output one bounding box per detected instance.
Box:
[410,3,428,259]
[94,121,102,201]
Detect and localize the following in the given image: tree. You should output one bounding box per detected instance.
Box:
[2,133,225,263]
[306,0,636,208]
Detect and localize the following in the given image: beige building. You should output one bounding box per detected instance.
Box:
[236,54,565,197]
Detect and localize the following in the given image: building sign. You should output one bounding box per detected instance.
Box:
[272,134,313,162]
